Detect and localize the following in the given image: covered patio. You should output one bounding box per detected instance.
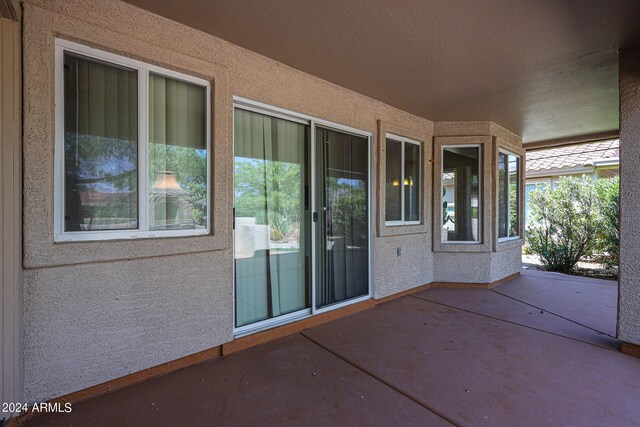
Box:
[24,270,636,427]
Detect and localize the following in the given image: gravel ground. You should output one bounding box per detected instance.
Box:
[522,254,618,281]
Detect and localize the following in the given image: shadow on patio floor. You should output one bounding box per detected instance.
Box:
[23,270,638,427]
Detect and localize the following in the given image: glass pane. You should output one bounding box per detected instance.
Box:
[498,152,508,238]
[508,154,520,237]
[148,74,207,230]
[233,108,311,327]
[404,143,420,222]
[385,139,402,222]
[317,127,369,308]
[442,146,480,242]
[63,52,138,232]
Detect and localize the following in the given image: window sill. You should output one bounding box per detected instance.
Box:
[384,221,421,227]
[54,228,210,243]
[497,236,520,243]
[495,237,525,252]
[433,240,491,253]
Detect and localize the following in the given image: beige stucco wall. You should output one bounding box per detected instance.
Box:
[20,0,527,402]
[431,123,525,283]
[619,46,640,345]
[21,0,441,401]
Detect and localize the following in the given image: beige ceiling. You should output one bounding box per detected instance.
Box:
[122,0,640,143]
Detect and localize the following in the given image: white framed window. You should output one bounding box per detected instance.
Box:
[441,144,481,243]
[384,134,421,226]
[54,39,211,242]
[498,149,520,241]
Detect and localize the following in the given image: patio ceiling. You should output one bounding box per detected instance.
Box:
[121,0,640,144]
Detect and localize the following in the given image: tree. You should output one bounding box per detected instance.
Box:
[526,176,602,273]
[149,143,208,227]
[234,159,301,241]
[594,176,620,267]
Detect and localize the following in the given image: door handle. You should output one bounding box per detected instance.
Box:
[313,212,318,222]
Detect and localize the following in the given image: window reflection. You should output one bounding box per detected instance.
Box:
[498,152,520,238]
[63,53,138,232]
[442,146,480,242]
[148,73,207,230]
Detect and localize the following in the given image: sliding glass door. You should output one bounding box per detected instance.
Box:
[233,104,370,331]
[233,108,311,328]
[315,127,369,309]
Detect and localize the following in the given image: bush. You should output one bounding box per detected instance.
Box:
[594,176,620,267]
[526,176,602,273]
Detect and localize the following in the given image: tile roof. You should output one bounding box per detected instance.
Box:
[526,139,619,173]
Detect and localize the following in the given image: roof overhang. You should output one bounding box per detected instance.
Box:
[118,1,640,144]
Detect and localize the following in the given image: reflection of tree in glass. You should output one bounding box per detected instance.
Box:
[509,181,518,236]
[149,143,208,226]
[471,174,479,219]
[234,159,301,241]
[64,133,138,230]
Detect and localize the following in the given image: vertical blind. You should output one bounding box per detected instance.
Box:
[63,52,138,231]
[234,108,309,327]
[149,73,206,150]
[148,73,207,230]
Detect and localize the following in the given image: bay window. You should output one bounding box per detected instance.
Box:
[54,39,210,241]
[442,145,481,242]
[498,150,520,240]
[385,134,421,225]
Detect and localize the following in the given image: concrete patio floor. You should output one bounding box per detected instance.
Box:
[24,270,639,426]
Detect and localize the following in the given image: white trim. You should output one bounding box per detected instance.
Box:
[526,165,594,179]
[234,309,312,338]
[384,133,422,226]
[231,98,373,337]
[367,121,374,309]
[592,157,619,168]
[498,236,520,243]
[54,43,65,241]
[138,67,149,233]
[497,149,521,241]
[233,96,372,138]
[440,144,482,244]
[53,39,211,242]
[313,295,371,315]
[310,121,317,315]
[498,147,519,157]
[525,177,553,186]
[56,39,209,86]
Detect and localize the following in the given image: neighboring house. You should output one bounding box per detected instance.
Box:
[525,139,619,222]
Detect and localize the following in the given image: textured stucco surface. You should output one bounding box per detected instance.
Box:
[376,119,433,238]
[432,248,521,284]
[619,46,640,345]
[373,233,432,299]
[432,252,492,283]
[490,247,523,282]
[20,0,525,402]
[23,252,233,401]
[20,0,441,401]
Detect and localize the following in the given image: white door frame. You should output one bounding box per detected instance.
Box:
[231,96,373,337]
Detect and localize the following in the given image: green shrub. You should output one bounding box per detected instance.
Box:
[594,176,619,267]
[526,176,602,273]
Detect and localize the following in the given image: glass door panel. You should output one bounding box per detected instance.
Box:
[233,108,311,328]
[315,126,369,308]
